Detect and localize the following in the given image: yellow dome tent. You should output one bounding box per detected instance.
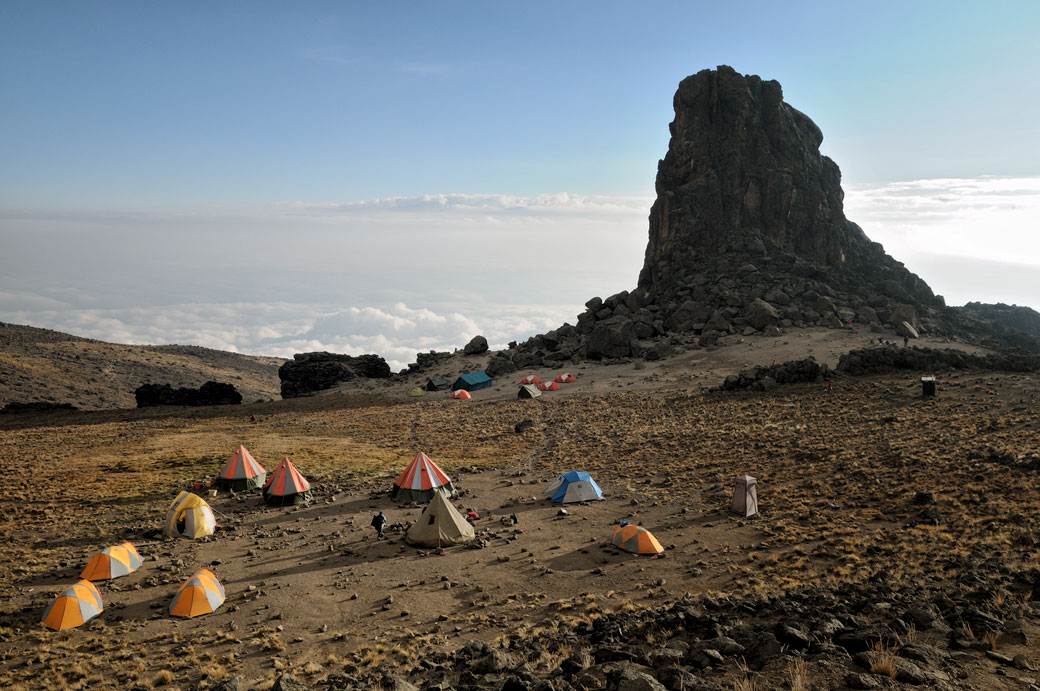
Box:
[408,387,426,397]
[162,491,216,539]
[169,569,226,617]
[81,542,143,580]
[611,524,664,555]
[41,580,103,630]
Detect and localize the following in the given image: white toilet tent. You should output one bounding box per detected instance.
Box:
[732,475,758,517]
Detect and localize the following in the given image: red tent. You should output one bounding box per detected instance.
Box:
[391,452,455,502]
[450,389,472,399]
[517,374,542,385]
[263,457,312,505]
[553,373,577,383]
[539,380,561,391]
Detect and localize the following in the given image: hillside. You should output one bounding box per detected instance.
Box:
[0,322,284,410]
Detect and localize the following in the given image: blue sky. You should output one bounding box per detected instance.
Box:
[1,2,1038,365]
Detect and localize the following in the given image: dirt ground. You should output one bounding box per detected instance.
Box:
[0,328,1037,690]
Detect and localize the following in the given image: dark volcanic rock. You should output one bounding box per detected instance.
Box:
[0,401,78,415]
[836,345,1040,376]
[135,381,242,407]
[464,335,489,355]
[278,352,391,398]
[587,318,637,359]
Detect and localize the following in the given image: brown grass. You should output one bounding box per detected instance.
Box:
[868,639,898,679]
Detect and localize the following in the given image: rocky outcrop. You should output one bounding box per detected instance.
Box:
[836,345,1040,376]
[278,352,391,399]
[135,381,242,407]
[719,357,829,391]
[1,401,78,415]
[464,335,489,355]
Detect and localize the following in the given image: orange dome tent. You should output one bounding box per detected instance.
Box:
[215,445,266,490]
[391,451,455,502]
[517,375,542,385]
[41,580,103,630]
[169,569,225,618]
[553,373,577,383]
[538,380,561,391]
[263,457,312,505]
[450,389,471,399]
[81,542,142,580]
[611,524,664,555]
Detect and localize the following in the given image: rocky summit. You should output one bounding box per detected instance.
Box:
[488,66,1039,371]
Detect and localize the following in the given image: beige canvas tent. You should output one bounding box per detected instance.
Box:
[732,475,758,517]
[405,490,475,547]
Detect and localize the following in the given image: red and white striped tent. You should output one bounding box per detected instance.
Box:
[263,457,312,506]
[450,389,471,399]
[215,445,266,490]
[517,374,542,385]
[553,373,577,384]
[391,452,455,503]
[539,380,561,391]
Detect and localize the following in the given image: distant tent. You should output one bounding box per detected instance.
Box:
[163,491,217,539]
[425,377,451,392]
[517,375,543,385]
[611,524,664,555]
[408,387,426,397]
[450,389,471,399]
[405,490,476,547]
[41,580,103,630]
[544,471,604,504]
[81,542,142,580]
[538,380,561,391]
[169,569,225,618]
[263,457,312,505]
[732,475,759,517]
[452,371,492,392]
[518,384,542,399]
[215,444,266,490]
[391,452,455,502]
[553,373,577,384]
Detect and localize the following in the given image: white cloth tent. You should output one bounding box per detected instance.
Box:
[732,475,758,517]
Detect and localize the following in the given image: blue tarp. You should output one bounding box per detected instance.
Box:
[452,371,493,391]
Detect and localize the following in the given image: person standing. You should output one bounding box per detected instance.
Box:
[371,511,387,538]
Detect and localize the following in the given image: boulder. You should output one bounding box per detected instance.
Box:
[464,335,489,355]
[587,318,637,359]
[135,381,241,407]
[278,352,390,398]
[745,298,779,330]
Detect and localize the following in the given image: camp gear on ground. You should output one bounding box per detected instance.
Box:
[465,510,480,520]
[215,444,266,490]
[81,542,142,580]
[518,384,541,399]
[169,569,225,617]
[732,475,758,517]
[405,490,476,547]
[449,389,471,399]
[517,375,542,385]
[921,376,936,397]
[163,491,217,539]
[553,373,577,383]
[544,471,604,504]
[611,524,664,554]
[391,452,455,502]
[263,457,312,505]
[452,371,492,392]
[538,380,561,391]
[41,580,103,630]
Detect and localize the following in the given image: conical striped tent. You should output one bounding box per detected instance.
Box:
[162,491,217,539]
[263,457,312,506]
[611,524,664,555]
[391,452,455,502]
[553,373,577,383]
[449,389,471,399]
[41,580,103,630]
[81,542,142,580]
[517,374,542,385]
[215,445,266,490]
[169,569,225,617]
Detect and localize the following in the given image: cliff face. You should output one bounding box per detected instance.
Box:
[638,65,936,308]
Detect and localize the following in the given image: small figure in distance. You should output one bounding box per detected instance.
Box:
[903,336,909,348]
[371,511,387,539]
[509,512,519,525]
[465,509,480,522]
[250,414,257,423]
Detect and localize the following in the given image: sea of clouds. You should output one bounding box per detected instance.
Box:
[2,179,1037,371]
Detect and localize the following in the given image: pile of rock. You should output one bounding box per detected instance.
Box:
[0,401,78,415]
[837,346,1040,376]
[134,381,242,407]
[278,352,391,399]
[719,357,830,391]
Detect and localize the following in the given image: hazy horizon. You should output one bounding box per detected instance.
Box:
[2,3,1038,369]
